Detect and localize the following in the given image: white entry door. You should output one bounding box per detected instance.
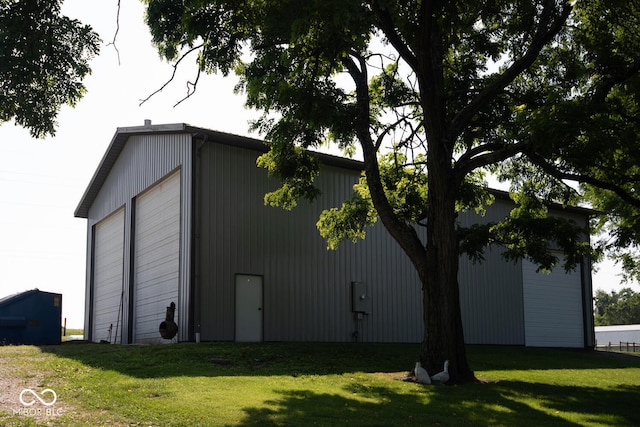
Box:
[235,275,263,342]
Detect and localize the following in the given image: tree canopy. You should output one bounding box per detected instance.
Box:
[144,0,640,383]
[0,0,100,138]
[595,288,640,326]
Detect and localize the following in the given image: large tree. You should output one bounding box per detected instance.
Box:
[144,0,640,383]
[595,288,640,326]
[0,0,100,138]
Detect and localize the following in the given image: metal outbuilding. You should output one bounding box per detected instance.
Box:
[595,325,640,345]
[74,122,596,348]
[0,289,62,345]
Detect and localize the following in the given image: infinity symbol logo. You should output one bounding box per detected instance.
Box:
[19,388,57,406]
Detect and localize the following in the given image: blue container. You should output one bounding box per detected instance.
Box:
[0,289,62,345]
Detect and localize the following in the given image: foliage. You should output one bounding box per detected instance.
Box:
[140,0,640,264]
[0,0,100,138]
[595,288,640,325]
[496,0,640,281]
[143,0,640,382]
[256,143,320,210]
[1,343,640,426]
[317,152,430,249]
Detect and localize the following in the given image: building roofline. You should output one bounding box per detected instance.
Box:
[595,324,640,331]
[0,289,60,307]
[74,122,362,218]
[74,122,598,219]
[488,187,598,218]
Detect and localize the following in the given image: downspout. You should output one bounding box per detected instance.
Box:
[127,201,137,344]
[87,225,96,342]
[191,136,206,342]
[581,216,596,349]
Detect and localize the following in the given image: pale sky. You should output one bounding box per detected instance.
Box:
[0,1,632,328]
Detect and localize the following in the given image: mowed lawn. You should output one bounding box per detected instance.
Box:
[0,342,639,426]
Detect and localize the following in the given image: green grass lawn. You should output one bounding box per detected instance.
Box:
[0,343,638,426]
[61,329,84,342]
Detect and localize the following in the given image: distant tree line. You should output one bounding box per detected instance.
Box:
[594,288,640,326]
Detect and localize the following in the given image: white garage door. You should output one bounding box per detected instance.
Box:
[92,208,125,343]
[133,171,181,343]
[522,253,584,347]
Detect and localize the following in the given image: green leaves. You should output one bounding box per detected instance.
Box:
[318,154,497,250]
[0,0,100,137]
[594,288,640,326]
[143,0,639,278]
[459,188,590,272]
[257,144,320,210]
[317,190,377,250]
[317,152,429,250]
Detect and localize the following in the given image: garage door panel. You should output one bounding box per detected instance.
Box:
[523,253,584,347]
[134,171,181,343]
[92,208,125,343]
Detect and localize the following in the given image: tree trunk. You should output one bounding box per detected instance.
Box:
[419,158,476,384]
[352,16,476,381]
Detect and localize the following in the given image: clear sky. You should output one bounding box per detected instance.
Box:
[0,1,633,328]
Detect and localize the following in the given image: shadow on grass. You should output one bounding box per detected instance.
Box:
[231,381,640,426]
[31,343,640,426]
[40,342,423,379]
[40,342,640,380]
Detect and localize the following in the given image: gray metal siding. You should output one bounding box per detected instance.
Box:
[197,142,424,342]
[595,326,640,345]
[458,246,525,345]
[522,253,584,347]
[457,200,591,347]
[457,200,526,345]
[84,133,192,343]
[80,125,594,346]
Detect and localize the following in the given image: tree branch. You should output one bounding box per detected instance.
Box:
[591,58,640,103]
[369,2,419,71]
[106,0,121,65]
[527,152,640,208]
[139,44,204,106]
[454,141,530,181]
[174,67,202,108]
[342,50,427,271]
[448,0,572,140]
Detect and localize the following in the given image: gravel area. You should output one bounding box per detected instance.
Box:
[0,354,70,423]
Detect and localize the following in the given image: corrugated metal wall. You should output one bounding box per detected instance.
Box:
[595,325,640,345]
[457,200,526,345]
[197,140,585,345]
[81,127,592,346]
[522,253,584,347]
[84,133,192,342]
[458,202,593,347]
[197,141,425,342]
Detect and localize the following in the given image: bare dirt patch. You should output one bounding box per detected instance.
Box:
[0,347,70,424]
[371,371,412,381]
